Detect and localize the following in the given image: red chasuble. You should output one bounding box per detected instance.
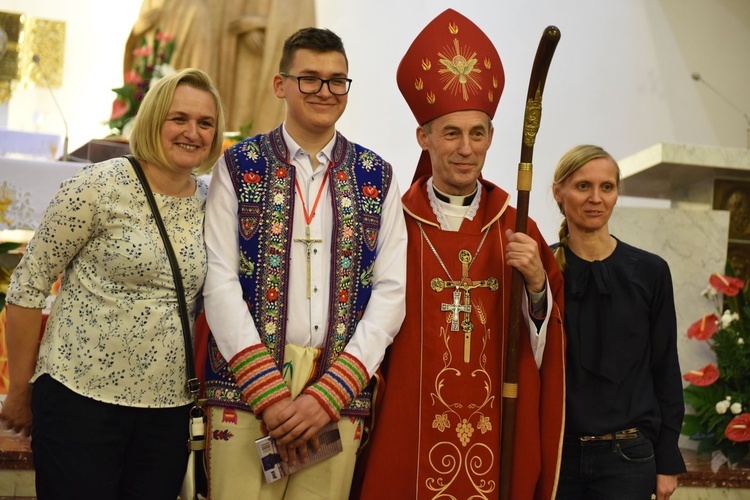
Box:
[356,177,565,499]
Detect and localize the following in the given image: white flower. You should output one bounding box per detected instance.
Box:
[730,402,743,415]
[121,118,136,139]
[739,338,745,345]
[716,400,731,414]
[720,309,740,329]
[150,64,177,88]
[702,285,719,298]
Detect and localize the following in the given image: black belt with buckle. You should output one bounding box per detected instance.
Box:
[579,427,639,442]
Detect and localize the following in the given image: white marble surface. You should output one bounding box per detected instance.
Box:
[609,206,730,450]
[621,143,750,175]
[618,143,750,201]
[673,488,750,499]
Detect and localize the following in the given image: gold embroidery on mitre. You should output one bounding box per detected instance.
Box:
[448,21,459,35]
[426,91,436,104]
[414,77,423,91]
[437,38,481,102]
[493,75,499,89]
[488,90,494,103]
[421,58,431,71]
[484,57,491,70]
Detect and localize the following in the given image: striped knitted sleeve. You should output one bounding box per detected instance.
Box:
[301,352,369,422]
[228,344,291,414]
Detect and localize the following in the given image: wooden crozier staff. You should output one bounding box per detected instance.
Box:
[499,26,561,500]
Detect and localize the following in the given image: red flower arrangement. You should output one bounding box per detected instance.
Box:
[726,414,750,443]
[683,364,720,387]
[710,273,744,297]
[107,30,176,136]
[687,314,720,341]
[681,272,750,465]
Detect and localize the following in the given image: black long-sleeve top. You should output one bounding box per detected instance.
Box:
[561,238,687,475]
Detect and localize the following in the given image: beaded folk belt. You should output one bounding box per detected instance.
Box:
[579,427,639,442]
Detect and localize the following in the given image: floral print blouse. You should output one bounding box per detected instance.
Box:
[7,157,208,407]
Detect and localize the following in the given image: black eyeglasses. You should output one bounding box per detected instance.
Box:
[280,72,352,95]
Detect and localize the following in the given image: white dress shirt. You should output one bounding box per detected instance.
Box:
[203,125,407,377]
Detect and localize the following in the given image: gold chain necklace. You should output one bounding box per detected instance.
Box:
[417,222,491,284]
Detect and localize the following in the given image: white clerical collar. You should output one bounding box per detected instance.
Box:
[432,184,478,206]
[426,177,482,231]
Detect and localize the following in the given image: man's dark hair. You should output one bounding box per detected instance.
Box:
[279,27,348,72]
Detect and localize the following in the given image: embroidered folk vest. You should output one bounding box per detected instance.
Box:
[204,126,392,416]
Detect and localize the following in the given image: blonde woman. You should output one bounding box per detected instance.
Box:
[0,68,224,499]
[552,145,685,500]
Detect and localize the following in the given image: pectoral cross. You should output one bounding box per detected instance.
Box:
[432,249,499,363]
[442,288,472,331]
[294,225,322,298]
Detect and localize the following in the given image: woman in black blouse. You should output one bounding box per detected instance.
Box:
[552,145,685,500]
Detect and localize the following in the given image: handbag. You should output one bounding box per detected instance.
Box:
[125,155,205,499]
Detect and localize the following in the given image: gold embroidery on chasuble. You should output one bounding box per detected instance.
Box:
[419,228,501,498]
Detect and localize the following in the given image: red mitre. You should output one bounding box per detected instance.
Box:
[397,9,505,182]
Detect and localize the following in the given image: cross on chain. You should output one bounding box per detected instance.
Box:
[294,225,322,298]
[441,289,472,332]
[432,249,499,363]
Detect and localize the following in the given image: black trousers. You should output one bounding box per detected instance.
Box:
[556,431,656,499]
[31,374,191,500]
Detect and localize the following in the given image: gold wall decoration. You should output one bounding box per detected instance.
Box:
[20,17,66,88]
[0,11,65,103]
[714,179,750,283]
[0,12,22,83]
[0,81,11,104]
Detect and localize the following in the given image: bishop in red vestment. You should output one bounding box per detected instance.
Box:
[354,9,565,499]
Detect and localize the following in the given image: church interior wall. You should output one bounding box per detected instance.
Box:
[3,0,749,242]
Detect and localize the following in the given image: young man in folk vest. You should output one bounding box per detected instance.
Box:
[201,27,407,499]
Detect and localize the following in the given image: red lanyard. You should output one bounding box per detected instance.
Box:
[294,163,331,225]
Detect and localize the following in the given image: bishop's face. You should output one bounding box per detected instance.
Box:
[417,110,494,196]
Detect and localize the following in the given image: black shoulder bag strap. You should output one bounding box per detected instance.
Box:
[124,155,206,498]
[124,155,201,404]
